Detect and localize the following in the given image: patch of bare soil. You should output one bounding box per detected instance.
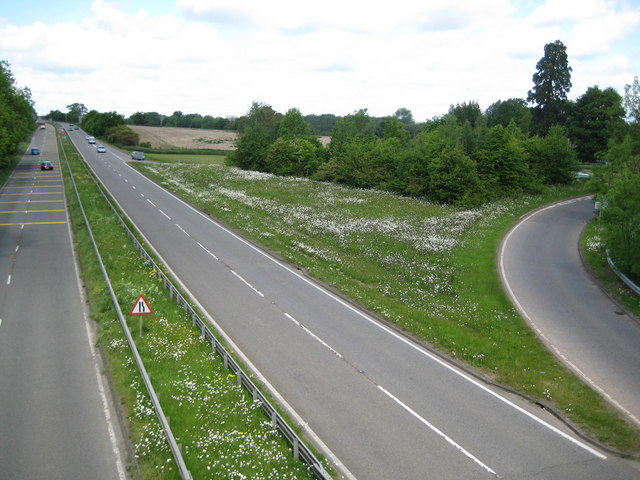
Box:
[129,125,238,150]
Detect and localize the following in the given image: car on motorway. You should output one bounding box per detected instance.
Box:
[88,136,96,144]
[576,171,590,179]
[131,151,145,161]
[97,145,106,153]
[31,148,40,155]
[40,161,53,171]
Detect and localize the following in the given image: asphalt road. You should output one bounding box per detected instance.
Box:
[69,129,640,480]
[500,196,640,427]
[0,126,126,480]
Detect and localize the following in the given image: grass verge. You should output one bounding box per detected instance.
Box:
[143,152,227,165]
[132,162,640,455]
[57,133,321,478]
[581,218,640,319]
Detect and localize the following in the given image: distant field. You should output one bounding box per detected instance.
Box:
[129,125,238,150]
[144,152,227,165]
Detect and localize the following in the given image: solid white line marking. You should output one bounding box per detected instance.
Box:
[147,199,156,207]
[378,386,498,477]
[285,313,342,358]
[159,210,171,220]
[197,242,219,260]
[231,270,264,297]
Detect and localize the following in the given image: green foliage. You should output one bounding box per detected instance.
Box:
[0,60,36,169]
[47,109,66,121]
[474,124,534,196]
[81,110,125,137]
[227,102,281,171]
[106,124,140,146]
[486,98,532,134]
[525,125,577,184]
[66,102,88,123]
[568,86,625,162]
[595,133,640,280]
[429,146,480,206]
[527,40,573,135]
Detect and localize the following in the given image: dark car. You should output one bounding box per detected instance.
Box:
[40,161,54,171]
[31,148,40,155]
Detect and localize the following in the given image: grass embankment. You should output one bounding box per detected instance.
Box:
[133,162,640,455]
[581,220,640,318]
[57,135,319,479]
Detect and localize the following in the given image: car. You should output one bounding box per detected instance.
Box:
[576,171,590,179]
[88,136,96,144]
[31,148,40,155]
[40,124,46,130]
[40,161,53,171]
[85,135,91,140]
[131,151,145,161]
[97,145,106,153]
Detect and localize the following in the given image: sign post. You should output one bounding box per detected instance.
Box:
[129,294,154,337]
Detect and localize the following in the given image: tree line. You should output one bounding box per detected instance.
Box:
[229,41,634,208]
[0,61,36,169]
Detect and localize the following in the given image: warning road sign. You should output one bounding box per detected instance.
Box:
[129,294,154,315]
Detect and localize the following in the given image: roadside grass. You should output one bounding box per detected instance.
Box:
[581,218,640,319]
[58,136,319,479]
[143,152,227,165]
[132,162,640,455]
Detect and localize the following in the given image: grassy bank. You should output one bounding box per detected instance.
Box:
[133,162,640,455]
[143,152,227,165]
[57,135,320,478]
[581,218,640,318]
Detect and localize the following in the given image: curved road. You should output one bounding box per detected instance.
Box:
[500,196,640,427]
[68,130,639,479]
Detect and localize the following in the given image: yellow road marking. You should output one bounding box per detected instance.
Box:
[0,221,67,226]
[1,192,63,195]
[0,200,64,204]
[0,210,65,213]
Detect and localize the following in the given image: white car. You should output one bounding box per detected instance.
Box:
[97,145,106,153]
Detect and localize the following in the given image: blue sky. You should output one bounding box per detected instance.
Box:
[1,0,639,120]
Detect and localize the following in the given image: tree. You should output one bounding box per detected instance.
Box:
[106,125,139,146]
[429,146,480,206]
[0,61,36,168]
[449,101,483,127]
[328,109,375,155]
[81,110,125,137]
[623,76,640,124]
[525,125,576,184]
[227,102,281,171]
[568,86,625,162]
[527,40,572,135]
[485,98,532,134]
[66,102,88,123]
[278,108,312,139]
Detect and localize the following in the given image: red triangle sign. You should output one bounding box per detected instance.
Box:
[129,294,154,315]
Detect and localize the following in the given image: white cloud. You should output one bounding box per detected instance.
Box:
[0,0,638,120]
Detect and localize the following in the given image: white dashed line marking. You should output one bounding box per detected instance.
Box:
[159,210,171,220]
[176,224,191,237]
[197,242,219,260]
[284,313,342,358]
[147,199,156,207]
[231,270,264,297]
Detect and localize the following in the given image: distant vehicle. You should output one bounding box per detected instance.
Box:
[131,151,145,161]
[40,124,46,130]
[40,161,53,171]
[85,135,91,140]
[97,145,106,153]
[31,148,40,155]
[576,171,590,179]
[88,136,96,144]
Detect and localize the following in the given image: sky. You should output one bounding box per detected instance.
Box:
[1,0,639,121]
